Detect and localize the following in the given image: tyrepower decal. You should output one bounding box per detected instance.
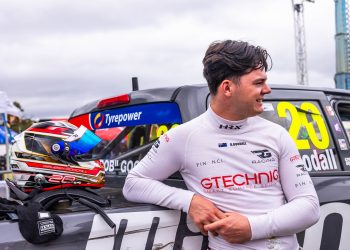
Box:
[89,103,182,130]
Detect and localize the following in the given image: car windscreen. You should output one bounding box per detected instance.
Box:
[77,102,182,175]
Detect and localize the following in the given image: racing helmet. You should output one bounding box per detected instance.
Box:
[10,121,105,192]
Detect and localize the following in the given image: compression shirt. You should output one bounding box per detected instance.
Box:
[123,106,320,250]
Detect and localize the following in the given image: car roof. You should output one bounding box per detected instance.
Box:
[69,83,350,118]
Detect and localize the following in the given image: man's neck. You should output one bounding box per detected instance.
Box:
[210,101,247,121]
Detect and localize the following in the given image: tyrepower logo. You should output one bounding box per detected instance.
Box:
[93,113,105,129]
[200,169,279,189]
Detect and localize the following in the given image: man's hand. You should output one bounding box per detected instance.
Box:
[203,211,252,244]
[188,194,225,236]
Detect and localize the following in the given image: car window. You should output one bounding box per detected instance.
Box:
[260,101,341,173]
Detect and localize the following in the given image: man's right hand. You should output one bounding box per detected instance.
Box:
[188,194,225,236]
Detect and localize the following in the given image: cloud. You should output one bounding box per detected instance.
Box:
[0,0,337,118]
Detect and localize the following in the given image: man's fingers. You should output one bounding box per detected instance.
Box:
[199,226,208,236]
[215,210,226,220]
[204,219,223,232]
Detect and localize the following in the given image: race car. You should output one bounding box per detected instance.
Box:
[1,84,350,249]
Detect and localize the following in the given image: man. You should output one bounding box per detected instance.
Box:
[123,40,320,249]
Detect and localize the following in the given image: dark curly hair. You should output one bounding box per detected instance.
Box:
[202,40,272,95]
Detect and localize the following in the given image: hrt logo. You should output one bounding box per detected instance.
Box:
[219,124,243,130]
[251,149,272,159]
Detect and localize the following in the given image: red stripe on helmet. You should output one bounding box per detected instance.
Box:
[26,161,104,176]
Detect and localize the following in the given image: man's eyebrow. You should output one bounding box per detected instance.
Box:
[253,77,267,83]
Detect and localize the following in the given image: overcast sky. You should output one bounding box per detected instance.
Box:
[0,0,336,119]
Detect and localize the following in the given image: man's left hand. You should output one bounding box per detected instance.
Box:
[203,211,252,244]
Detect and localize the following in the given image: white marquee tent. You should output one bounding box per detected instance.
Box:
[0,91,22,171]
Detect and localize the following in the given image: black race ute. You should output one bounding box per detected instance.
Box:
[2,84,350,249]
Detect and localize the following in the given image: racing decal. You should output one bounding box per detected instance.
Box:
[301,149,338,171]
[303,202,350,250]
[261,101,342,172]
[277,102,330,150]
[48,174,76,184]
[89,103,182,130]
[101,159,139,174]
[86,210,206,250]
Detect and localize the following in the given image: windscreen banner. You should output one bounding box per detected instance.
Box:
[89,103,182,130]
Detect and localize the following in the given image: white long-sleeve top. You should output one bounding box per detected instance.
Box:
[123,106,320,250]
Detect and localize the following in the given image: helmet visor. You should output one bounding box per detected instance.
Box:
[65,125,102,156]
[51,126,102,161]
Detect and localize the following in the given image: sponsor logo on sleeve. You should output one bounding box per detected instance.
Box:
[290,155,301,162]
[296,164,307,172]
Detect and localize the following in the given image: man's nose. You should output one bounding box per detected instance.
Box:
[263,83,271,94]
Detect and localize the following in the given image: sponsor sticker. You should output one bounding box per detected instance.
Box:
[263,103,274,112]
[334,123,342,132]
[338,139,348,150]
[345,157,350,166]
[325,105,335,116]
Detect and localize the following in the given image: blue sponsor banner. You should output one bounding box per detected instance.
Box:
[90,103,182,129]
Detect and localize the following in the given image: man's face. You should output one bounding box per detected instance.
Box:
[230,69,271,119]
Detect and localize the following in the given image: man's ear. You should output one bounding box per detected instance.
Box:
[220,80,233,96]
